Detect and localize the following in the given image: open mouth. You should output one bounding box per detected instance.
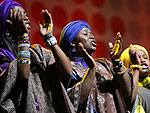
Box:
[26,23,31,30]
[91,40,96,47]
[141,63,148,69]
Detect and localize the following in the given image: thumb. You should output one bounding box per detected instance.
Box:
[38,22,43,31]
[109,42,113,49]
[6,20,13,25]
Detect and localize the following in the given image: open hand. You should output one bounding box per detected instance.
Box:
[129,44,140,64]
[6,6,30,36]
[39,9,53,40]
[77,43,96,68]
[109,32,122,60]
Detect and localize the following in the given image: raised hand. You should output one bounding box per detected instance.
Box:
[6,6,30,36]
[77,43,96,68]
[129,44,140,65]
[109,32,122,60]
[39,9,53,40]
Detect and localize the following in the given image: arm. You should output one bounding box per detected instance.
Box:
[128,45,142,104]
[39,9,72,79]
[109,32,132,99]
[77,43,96,108]
[7,7,30,79]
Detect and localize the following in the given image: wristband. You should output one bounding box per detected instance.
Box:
[130,65,142,70]
[44,33,57,48]
[18,33,30,47]
[17,51,30,64]
[19,43,30,47]
[112,58,123,69]
[17,57,31,64]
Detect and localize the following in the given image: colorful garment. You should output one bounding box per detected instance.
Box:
[60,20,91,56]
[0,44,74,113]
[68,58,129,113]
[120,45,150,113]
[0,48,16,76]
[0,0,22,33]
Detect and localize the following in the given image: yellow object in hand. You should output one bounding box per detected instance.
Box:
[112,32,121,55]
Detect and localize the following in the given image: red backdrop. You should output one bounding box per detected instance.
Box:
[1,0,150,59]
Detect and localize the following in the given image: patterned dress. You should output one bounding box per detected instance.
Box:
[0,44,74,113]
[68,58,129,113]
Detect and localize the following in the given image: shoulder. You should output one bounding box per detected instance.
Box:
[30,44,55,66]
[95,58,113,80]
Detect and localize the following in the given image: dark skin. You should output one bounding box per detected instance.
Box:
[128,45,150,104]
[70,29,131,109]
[39,9,72,79]
[109,33,132,99]
[6,6,30,79]
[6,7,72,79]
[70,27,96,108]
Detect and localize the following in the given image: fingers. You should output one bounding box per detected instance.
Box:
[116,32,121,40]
[109,42,114,54]
[109,42,113,50]
[129,44,138,55]
[77,43,96,67]
[41,9,52,25]
[13,7,18,20]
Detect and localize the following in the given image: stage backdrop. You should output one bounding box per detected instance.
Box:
[1,0,150,59]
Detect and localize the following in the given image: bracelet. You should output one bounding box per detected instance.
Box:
[17,57,31,64]
[44,33,57,48]
[18,51,30,56]
[112,58,123,69]
[19,43,30,47]
[116,67,127,75]
[17,51,31,64]
[130,65,142,70]
[18,33,30,47]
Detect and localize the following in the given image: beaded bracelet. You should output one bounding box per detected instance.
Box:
[19,43,30,48]
[130,65,142,70]
[17,51,30,64]
[17,57,31,64]
[112,58,123,69]
[44,33,57,48]
[18,33,30,47]
[18,51,30,56]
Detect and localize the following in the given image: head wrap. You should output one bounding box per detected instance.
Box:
[120,45,149,68]
[59,20,91,54]
[0,0,22,34]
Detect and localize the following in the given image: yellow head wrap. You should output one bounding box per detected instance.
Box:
[120,45,149,68]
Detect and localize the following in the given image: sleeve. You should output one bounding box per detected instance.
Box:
[0,52,12,77]
[67,82,82,112]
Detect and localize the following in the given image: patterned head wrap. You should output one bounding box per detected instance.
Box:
[0,0,22,34]
[59,20,91,55]
[120,45,149,68]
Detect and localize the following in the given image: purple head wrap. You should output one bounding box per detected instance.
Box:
[0,0,22,34]
[59,20,91,54]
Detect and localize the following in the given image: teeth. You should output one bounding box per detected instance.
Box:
[26,24,30,28]
[92,41,96,45]
[142,65,147,69]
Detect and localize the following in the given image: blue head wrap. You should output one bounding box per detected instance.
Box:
[0,0,22,34]
[60,20,91,55]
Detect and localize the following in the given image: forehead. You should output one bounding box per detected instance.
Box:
[80,27,91,32]
[137,50,148,56]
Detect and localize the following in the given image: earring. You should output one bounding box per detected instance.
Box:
[72,46,77,52]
